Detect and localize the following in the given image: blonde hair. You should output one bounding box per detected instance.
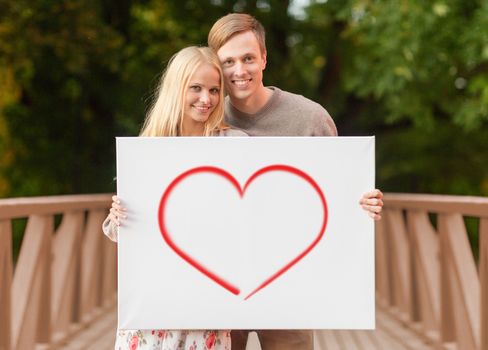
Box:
[208,13,266,54]
[140,46,225,137]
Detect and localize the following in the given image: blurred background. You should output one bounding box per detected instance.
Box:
[1,0,487,198]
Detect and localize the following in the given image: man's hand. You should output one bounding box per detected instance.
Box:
[359,189,384,220]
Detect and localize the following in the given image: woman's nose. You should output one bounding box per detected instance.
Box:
[199,90,210,103]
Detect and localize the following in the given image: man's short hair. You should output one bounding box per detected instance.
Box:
[208,13,266,54]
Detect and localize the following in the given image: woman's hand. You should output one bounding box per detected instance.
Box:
[108,195,127,227]
[359,189,384,220]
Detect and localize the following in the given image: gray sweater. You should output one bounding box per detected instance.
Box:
[224,86,338,136]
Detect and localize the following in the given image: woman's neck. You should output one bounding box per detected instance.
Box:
[181,120,205,136]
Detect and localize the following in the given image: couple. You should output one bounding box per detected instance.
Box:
[104,13,383,350]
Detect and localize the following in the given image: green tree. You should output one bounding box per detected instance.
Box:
[293,0,488,194]
[0,0,487,198]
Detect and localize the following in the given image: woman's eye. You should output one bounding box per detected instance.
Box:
[190,85,201,91]
[210,88,220,94]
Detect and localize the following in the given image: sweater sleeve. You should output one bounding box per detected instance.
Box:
[102,215,118,242]
[323,108,338,136]
[313,105,338,136]
[223,128,249,137]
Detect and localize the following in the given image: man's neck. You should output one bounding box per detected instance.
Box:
[230,86,272,115]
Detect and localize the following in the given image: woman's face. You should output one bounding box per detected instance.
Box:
[184,63,221,125]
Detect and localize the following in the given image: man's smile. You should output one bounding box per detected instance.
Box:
[232,79,252,87]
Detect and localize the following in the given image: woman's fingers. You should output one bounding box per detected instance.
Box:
[111,196,126,212]
[110,207,126,218]
[111,200,126,211]
[109,199,127,226]
[108,212,120,226]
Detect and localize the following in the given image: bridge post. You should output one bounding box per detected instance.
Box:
[0,220,12,350]
[481,218,488,350]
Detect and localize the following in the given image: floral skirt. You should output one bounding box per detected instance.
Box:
[115,329,231,350]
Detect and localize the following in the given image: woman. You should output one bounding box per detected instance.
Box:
[103,46,246,350]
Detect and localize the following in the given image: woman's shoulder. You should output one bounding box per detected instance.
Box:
[218,128,249,137]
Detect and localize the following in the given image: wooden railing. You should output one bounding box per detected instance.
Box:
[1,193,487,349]
[376,193,488,350]
[0,194,115,350]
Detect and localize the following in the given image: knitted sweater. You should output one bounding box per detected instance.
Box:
[224,86,338,136]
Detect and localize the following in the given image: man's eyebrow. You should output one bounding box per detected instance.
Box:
[220,52,255,61]
[239,52,255,58]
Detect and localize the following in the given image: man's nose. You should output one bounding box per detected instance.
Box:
[234,61,245,76]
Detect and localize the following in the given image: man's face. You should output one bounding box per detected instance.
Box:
[216,31,267,103]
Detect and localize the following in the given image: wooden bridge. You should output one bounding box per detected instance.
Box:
[0,193,486,349]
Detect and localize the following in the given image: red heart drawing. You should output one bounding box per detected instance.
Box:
[158,165,328,300]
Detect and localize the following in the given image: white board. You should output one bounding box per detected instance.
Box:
[116,137,375,330]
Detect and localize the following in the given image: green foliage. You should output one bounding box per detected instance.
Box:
[1,0,125,195]
[295,0,488,195]
[0,0,487,198]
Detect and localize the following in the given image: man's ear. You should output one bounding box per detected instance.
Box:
[262,50,267,70]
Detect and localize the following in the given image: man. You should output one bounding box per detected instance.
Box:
[208,13,383,350]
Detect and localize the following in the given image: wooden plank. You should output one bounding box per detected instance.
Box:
[313,330,323,350]
[53,306,442,350]
[377,311,433,350]
[58,307,117,350]
[11,215,52,350]
[353,330,380,349]
[439,220,456,343]
[314,330,343,350]
[79,210,107,321]
[0,194,112,220]
[335,330,361,350]
[439,213,480,350]
[384,193,488,217]
[385,209,412,318]
[101,231,117,307]
[481,217,488,350]
[374,326,410,349]
[37,216,53,343]
[51,212,84,334]
[0,220,12,350]
[375,216,392,305]
[380,304,453,350]
[407,211,440,332]
[247,331,261,350]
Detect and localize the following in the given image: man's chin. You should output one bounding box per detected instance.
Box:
[229,89,252,102]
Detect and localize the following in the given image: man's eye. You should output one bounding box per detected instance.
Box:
[244,56,253,62]
[223,60,233,66]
